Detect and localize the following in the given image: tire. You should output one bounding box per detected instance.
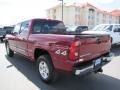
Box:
[36,55,58,84]
[0,38,3,42]
[111,37,113,44]
[6,43,14,57]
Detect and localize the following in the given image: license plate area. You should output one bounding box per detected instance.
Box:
[94,58,102,68]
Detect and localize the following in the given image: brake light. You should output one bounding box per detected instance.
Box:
[69,41,80,61]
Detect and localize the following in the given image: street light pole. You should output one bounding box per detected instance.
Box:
[58,0,63,21]
[62,0,63,21]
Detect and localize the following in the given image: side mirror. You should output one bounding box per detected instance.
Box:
[114,28,120,32]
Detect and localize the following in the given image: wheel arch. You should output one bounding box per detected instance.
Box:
[5,40,8,47]
[34,48,52,61]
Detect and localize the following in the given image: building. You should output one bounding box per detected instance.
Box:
[80,3,120,28]
[47,3,120,29]
[111,9,120,24]
[47,4,81,26]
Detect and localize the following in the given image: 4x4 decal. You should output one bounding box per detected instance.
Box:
[55,49,67,56]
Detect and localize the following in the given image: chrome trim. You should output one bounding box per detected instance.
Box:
[17,48,25,52]
[80,53,91,58]
[75,65,94,75]
[75,53,112,75]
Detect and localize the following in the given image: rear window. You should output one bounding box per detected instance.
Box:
[32,20,66,34]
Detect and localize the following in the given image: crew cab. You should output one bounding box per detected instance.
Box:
[82,24,120,45]
[5,19,112,83]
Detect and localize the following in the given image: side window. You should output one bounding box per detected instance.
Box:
[107,25,113,31]
[114,25,117,31]
[117,25,120,30]
[13,23,21,34]
[113,25,120,32]
[20,21,29,35]
[33,23,50,34]
[42,24,50,33]
[33,24,42,33]
[76,26,82,32]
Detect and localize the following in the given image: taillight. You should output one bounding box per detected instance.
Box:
[69,41,80,61]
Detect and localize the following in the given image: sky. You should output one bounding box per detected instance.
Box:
[0,0,120,26]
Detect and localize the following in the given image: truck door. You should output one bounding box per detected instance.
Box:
[8,23,21,51]
[16,21,30,56]
[112,25,120,44]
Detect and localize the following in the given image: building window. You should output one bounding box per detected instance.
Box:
[88,16,90,19]
[88,15,94,20]
[75,7,80,14]
[109,15,112,19]
[96,12,99,17]
[53,15,56,19]
[109,21,111,24]
[89,8,95,14]
[97,18,99,22]
[102,14,106,18]
[75,7,77,12]
[53,9,56,13]
[48,10,50,15]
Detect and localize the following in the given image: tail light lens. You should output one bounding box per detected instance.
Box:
[69,41,80,61]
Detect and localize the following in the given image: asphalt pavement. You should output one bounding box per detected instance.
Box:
[0,42,120,90]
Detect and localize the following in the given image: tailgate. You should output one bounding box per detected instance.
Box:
[76,34,111,62]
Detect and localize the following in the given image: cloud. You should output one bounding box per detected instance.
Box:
[0,0,59,25]
[0,0,117,25]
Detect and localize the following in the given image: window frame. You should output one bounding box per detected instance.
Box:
[13,23,21,34]
[32,20,66,34]
[19,20,30,35]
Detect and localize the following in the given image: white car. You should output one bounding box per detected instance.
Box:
[82,24,120,45]
[66,25,88,34]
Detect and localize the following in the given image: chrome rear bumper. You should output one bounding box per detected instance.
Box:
[74,53,113,75]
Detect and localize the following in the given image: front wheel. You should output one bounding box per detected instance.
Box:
[36,55,58,84]
[6,43,14,57]
[0,38,3,42]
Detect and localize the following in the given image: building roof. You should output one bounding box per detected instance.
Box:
[111,9,120,16]
[80,2,98,9]
[47,2,120,17]
[47,3,81,11]
[80,3,114,16]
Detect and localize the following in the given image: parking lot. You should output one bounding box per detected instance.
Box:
[0,42,120,90]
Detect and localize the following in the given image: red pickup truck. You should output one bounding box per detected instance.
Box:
[5,19,112,83]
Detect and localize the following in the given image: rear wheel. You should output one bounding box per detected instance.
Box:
[36,55,58,84]
[6,43,14,57]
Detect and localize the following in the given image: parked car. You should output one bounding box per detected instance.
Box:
[66,25,88,34]
[0,28,6,42]
[3,26,14,34]
[5,19,112,83]
[82,24,120,45]
[0,26,14,42]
